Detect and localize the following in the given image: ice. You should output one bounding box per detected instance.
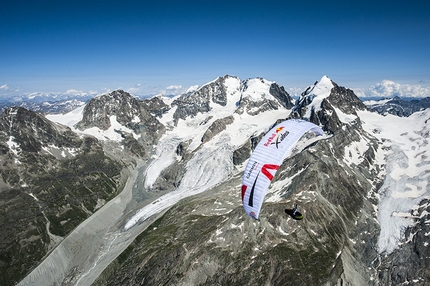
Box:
[358,109,430,254]
[46,105,85,128]
[125,141,235,230]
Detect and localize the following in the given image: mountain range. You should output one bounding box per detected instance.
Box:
[0,75,429,285]
[364,96,430,117]
[1,83,429,118]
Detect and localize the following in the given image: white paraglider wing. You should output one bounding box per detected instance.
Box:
[241,119,323,219]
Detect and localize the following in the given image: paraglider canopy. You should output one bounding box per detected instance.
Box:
[241,119,323,219]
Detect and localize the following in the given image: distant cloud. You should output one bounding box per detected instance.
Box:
[0,84,22,96]
[65,89,85,95]
[166,85,183,90]
[127,87,140,94]
[0,84,10,91]
[352,88,366,98]
[101,88,113,94]
[365,80,430,98]
[159,85,187,96]
[287,87,303,97]
[127,83,143,95]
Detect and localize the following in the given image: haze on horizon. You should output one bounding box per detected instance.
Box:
[1,0,429,99]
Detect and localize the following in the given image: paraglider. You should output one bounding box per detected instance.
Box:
[285,204,303,220]
[241,119,323,219]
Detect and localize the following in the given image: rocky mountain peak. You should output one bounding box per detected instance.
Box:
[291,76,366,132]
[75,89,165,146]
[170,75,239,124]
[269,82,295,109]
[167,75,294,126]
[328,81,367,114]
[235,77,294,116]
[76,90,142,131]
[0,107,81,153]
[141,96,170,118]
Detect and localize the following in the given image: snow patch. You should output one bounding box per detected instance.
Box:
[303,76,334,119]
[83,116,139,141]
[46,105,85,127]
[7,136,20,156]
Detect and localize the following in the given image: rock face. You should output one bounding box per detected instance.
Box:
[0,107,81,153]
[236,77,293,116]
[201,116,234,143]
[171,75,294,124]
[141,96,170,118]
[76,90,165,146]
[292,76,367,133]
[269,82,295,109]
[171,76,232,125]
[0,107,123,285]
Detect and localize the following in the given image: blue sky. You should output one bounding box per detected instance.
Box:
[1,0,429,98]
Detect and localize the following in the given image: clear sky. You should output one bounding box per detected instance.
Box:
[1,0,430,98]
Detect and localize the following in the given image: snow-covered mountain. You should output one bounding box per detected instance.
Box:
[364,96,430,117]
[5,91,94,104]
[2,75,429,285]
[0,98,88,115]
[0,91,94,115]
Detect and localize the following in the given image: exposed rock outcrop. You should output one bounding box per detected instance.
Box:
[201,116,234,143]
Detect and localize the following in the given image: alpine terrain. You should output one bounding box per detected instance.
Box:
[0,75,428,285]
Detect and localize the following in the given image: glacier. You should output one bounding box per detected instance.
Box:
[358,109,430,254]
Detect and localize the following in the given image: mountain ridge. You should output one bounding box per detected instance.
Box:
[364,96,430,117]
[1,76,428,118]
[1,75,428,285]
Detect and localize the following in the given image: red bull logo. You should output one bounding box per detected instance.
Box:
[264,126,284,146]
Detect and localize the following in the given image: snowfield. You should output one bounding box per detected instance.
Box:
[358,109,430,254]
